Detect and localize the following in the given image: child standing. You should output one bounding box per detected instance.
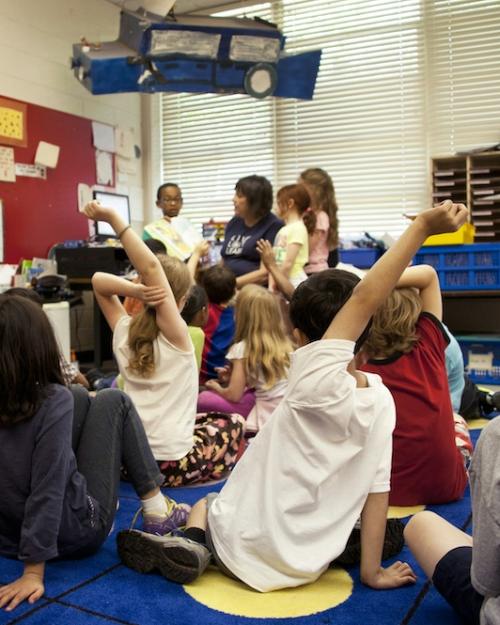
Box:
[361,265,469,506]
[299,167,339,272]
[271,184,313,289]
[198,284,292,432]
[84,202,244,487]
[0,295,188,612]
[116,200,468,592]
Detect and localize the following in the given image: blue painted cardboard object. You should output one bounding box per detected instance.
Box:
[71,9,322,99]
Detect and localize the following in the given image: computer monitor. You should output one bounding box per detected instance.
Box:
[92,191,131,238]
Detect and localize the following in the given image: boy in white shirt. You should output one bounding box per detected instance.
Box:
[118,200,468,592]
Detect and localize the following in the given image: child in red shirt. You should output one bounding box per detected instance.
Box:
[361,265,468,506]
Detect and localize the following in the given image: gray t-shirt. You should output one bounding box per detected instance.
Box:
[470,417,500,625]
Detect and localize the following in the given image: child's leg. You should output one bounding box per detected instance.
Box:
[159,412,245,487]
[72,387,165,535]
[197,389,255,418]
[405,511,482,625]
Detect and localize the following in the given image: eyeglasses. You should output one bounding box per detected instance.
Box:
[160,197,182,204]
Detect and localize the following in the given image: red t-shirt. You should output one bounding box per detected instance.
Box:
[361,313,467,506]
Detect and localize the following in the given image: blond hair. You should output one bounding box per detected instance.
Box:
[364,287,422,359]
[234,285,292,390]
[300,168,339,248]
[128,255,191,377]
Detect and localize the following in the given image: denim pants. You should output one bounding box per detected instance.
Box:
[70,386,164,541]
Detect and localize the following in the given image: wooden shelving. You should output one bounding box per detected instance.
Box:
[432,152,500,242]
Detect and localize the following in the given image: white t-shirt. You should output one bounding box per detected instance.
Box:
[227,340,288,432]
[208,339,395,592]
[113,315,198,461]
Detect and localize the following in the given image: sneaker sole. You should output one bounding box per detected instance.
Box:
[117,530,201,585]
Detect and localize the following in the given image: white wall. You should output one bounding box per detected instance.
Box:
[0,0,145,225]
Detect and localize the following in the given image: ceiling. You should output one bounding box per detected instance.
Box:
[103,0,258,15]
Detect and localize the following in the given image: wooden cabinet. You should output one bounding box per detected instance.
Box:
[432,152,500,241]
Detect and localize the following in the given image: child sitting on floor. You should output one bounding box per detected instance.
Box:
[197,284,292,432]
[405,417,500,625]
[180,284,208,372]
[199,265,237,384]
[83,201,245,487]
[361,264,469,506]
[116,199,469,592]
[0,295,188,612]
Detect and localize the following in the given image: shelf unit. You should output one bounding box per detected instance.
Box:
[432,152,500,242]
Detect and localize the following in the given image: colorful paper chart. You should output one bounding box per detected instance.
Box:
[0,97,27,147]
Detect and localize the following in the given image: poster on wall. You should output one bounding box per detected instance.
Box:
[0,146,16,182]
[0,97,27,148]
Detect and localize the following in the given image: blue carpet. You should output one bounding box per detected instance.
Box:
[0,428,486,625]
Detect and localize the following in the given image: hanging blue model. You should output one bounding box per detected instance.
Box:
[70,7,322,100]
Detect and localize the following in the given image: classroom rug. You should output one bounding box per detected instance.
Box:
[0,423,490,625]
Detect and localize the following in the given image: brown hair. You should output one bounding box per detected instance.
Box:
[127,255,191,377]
[277,183,316,234]
[0,295,65,426]
[363,288,422,359]
[300,168,339,248]
[234,285,292,389]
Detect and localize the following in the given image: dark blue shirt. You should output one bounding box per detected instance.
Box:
[221,213,283,277]
[0,385,100,562]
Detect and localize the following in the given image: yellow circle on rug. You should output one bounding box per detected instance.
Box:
[388,504,425,519]
[184,566,353,618]
[467,418,489,430]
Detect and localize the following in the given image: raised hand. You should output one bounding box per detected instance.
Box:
[256,239,276,269]
[83,200,116,223]
[136,284,168,307]
[416,200,468,236]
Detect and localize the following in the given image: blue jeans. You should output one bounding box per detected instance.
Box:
[70,386,164,544]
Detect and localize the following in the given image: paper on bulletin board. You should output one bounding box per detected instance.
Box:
[0,97,27,148]
[77,183,92,212]
[0,146,15,182]
[115,127,135,159]
[95,150,113,186]
[92,121,115,153]
[116,155,137,175]
[15,163,47,179]
[35,141,60,168]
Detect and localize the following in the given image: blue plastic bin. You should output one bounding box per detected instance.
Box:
[339,248,383,268]
[456,335,500,385]
[414,243,500,291]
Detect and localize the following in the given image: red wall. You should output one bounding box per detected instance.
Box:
[0,97,98,263]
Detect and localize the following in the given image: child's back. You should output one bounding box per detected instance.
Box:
[208,332,395,589]
[361,281,467,506]
[199,266,236,383]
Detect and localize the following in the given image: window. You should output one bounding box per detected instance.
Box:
[158,0,500,237]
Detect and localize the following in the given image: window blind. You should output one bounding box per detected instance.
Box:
[159,0,500,237]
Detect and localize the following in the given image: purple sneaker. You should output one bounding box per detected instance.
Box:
[142,497,191,536]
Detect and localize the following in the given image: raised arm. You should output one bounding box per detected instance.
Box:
[323,201,468,342]
[396,265,442,319]
[83,202,190,351]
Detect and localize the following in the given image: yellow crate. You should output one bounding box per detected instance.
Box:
[423,223,475,247]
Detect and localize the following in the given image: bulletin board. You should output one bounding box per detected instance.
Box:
[0,96,100,263]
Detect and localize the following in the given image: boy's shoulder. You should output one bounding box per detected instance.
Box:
[417,312,450,349]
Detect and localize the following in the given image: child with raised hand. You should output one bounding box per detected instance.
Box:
[271,183,314,290]
[198,284,292,432]
[83,202,244,487]
[0,295,187,613]
[361,264,470,506]
[117,199,468,592]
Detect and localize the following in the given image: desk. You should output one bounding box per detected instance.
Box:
[443,291,500,334]
[55,246,130,366]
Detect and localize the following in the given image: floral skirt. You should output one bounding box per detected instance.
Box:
[158,412,245,487]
